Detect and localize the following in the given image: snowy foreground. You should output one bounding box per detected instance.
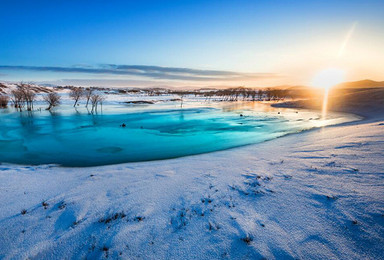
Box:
[1,118,384,259]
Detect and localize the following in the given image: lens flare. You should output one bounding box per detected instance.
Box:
[311,68,345,119]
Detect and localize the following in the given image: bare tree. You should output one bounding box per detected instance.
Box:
[69,87,83,107]
[85,88,94,107]
[90,93,105,113]
[20,84,36,111]
[44,92,61,110]
[265,88,273,101]
[0,95,9,108]
[11,88,25,111]
[10,83,36,111]
[176,92,185,108]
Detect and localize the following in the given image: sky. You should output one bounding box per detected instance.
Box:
[0,0,383,88]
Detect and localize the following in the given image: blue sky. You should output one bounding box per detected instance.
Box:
[0,0,383,87]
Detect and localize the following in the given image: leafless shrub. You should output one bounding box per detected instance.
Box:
[44,92,61,110]
[176,92,185,108]
[90,93,105,113]
[0,95,9,108]
[11,83,36,111]
[11,88,25,111]
[98,212,127,224]
[20,85,36,111]
[69,87,83,107]
[85,88,94,107]
[42,201,49,209]
[241,234,253,245]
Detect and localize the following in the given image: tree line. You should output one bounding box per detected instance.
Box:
[0,84,291,112]
[68,87,104,113]
[169,87,289,102]
[0,83,104,113]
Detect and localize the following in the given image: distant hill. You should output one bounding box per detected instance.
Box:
[335,79,384,89]
[282,80,384,91]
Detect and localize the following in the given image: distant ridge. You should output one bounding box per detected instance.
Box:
[335,79,384,89]
[279,80,384,91]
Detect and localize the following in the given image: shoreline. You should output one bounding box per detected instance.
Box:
[0,106,359,168]
[272,87,384,122]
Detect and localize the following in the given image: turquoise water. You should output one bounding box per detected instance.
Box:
[0,102,358,167]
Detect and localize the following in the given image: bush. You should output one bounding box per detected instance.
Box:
[44,92,61,110]
[0,95,9,108]
[69,87,83,107]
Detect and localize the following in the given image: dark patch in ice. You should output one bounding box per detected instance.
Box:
[97,147,123,153]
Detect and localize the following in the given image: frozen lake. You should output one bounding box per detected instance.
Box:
[0,100,359,166]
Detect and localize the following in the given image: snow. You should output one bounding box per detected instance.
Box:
[0,83,383,259]
[0,116,383,259]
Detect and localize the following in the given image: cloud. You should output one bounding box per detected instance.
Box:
[0,64,280,82]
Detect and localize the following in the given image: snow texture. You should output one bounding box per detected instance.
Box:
[0,119,383,259]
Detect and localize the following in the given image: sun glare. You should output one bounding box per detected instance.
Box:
[311,68,345,89]
[311,68,345,120]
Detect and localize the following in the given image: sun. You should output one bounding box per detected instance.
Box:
[311,68,345,89]
[310,68,345,119]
